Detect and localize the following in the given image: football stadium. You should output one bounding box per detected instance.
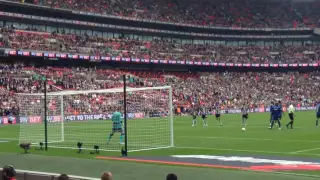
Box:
[0,0,320,179]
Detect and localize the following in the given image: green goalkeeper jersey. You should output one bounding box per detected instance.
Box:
[112,112,122,128]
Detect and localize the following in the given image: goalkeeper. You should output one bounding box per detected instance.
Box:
[107,111,124,145]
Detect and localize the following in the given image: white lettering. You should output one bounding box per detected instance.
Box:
[172,155,320,165]
[77,115,84,121]
[94,114,101,119]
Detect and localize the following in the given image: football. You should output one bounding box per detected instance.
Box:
[242,127,246,131]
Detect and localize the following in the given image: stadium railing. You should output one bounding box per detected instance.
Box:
[0,168,99,180]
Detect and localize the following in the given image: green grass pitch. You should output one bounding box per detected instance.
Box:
[1,111,320,180]
[19,117,172,151]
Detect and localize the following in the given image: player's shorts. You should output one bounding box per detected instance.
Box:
[112,127,124,133]
[202,115,207,119]
[289,113,294,121]
[242,114,248,119]
[215,114,220,118]
[272,115,280,121]
[192,115,196,119]
[317,113,320,119]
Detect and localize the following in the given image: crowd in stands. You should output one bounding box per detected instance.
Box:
[1,27,320,64]
[9,0,320,28]
[0,63,319,116]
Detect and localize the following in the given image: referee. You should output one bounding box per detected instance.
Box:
[286,104,295,129]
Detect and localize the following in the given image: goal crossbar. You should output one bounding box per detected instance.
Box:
[16,86,172,96]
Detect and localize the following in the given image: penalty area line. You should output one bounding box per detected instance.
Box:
[290,148,320,154]
[0,138,18,141]
[177,135,320,143]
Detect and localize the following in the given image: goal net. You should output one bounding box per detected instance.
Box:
[17,86,174,152]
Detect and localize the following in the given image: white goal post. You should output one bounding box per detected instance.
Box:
[17,86,174,152]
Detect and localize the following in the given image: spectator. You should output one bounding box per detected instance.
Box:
[0,62,318,114]
[101,171,112,180]
[57,174,69,180]
[9,0,320,28]
[2,27,320,64]
[2,165,16,180]
[166,173,178,180]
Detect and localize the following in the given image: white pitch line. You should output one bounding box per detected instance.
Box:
[0,138,18,141]
[290,148,320,154]
[178,135,273,141]
[175,146,284,154]
[177,135,320,143]
[177,124,303,129]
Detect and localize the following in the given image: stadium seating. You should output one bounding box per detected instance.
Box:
[1,28,320,64]
[8,0,320,28]
[0,1,319,180]
[0,63,319,116]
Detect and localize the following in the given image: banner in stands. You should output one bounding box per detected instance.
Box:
[0,106,315,125]
[212,106,316,114]
[64,113,143,121]
[64,114,110,121]
[19,116,42,124]
[4,49,319,68]
[47,116,63,122]
[265,106,316,112]
[0,116,17,125]
[149,111,162,117]
[13,113,144,124]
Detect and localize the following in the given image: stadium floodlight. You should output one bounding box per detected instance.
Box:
[17,86,174,152]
